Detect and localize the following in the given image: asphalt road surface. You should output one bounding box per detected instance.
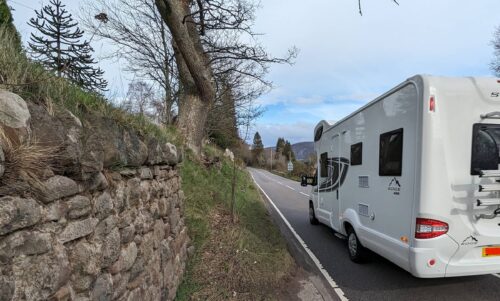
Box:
[248,168,500,301]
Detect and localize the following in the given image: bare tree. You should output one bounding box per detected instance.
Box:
[155,0,296,154]
[492,26,500,77]
[123,80,155,115]
[82,0,176,124]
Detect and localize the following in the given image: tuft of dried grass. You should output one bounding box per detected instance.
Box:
[0,127,59,198]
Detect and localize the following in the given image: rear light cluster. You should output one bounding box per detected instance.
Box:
[415,218,448,239]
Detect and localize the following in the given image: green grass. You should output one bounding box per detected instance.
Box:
[176,146,295,300]
[0,25,175,143]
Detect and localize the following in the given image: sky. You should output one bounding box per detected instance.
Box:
[8,0,500,147]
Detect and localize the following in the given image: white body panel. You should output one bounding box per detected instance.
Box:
[310,75,500,277]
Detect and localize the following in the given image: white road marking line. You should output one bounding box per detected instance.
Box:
[285,185,295,191]
[250,172,348,301]
[492,273,500,279]
[277,181,282,185]
[300,192,309,197]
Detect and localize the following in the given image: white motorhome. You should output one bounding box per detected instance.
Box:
[301,75,500,278]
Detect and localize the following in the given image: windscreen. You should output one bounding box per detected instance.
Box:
[471,123,500,175]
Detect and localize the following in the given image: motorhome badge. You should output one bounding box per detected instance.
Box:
[461,236,478,246]
[388,177,401,195]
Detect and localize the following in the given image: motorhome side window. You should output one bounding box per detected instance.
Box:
[379,128,403,176]
[350,142,362,165]
[320,152,328,177]
[471,123,500,175]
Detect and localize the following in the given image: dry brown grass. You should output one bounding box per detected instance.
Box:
[0,127,58,198]
[189,206,295,301]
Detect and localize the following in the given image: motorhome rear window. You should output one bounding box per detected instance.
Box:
[320,152,328,177]
[350,142,362,165]
[471,123,500,175]
[379,128,403,176]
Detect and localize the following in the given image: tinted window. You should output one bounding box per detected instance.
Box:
[320,152,328,177]
[379,128,403,176]
[351,142,362,166]
[314,126,323,142]
[471,124,500,175]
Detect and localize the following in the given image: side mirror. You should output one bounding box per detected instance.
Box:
[301,175,316,187]
[301,175,307,186]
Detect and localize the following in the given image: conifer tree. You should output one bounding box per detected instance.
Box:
[252,132,264,165]
[28,0,107,91]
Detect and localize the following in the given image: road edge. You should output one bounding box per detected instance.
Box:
[249,169,348,301]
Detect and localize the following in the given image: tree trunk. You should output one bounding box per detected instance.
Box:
[178,92,208,154]
[155,0,216,154]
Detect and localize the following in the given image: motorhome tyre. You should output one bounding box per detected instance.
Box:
[347,227,367,263]
[309,201,319,225]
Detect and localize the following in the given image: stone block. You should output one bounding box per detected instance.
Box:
[7,231,52,257]
[0,90,31,142]
[101,228,120,268]
[86,172,109,192]
[120,225,135,244]
[90,273,113,301]
[0,196,42,235]
[44,176,80,203]
[12,245,71,300]
[67,195,91,219]
[69,240,102,276]
[59,218,99,244]
[139,167,153,180]
[93,192,114,220]
[110,242,137,274]
[0,276,14,301]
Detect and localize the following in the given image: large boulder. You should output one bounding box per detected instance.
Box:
[82,116,148,169]
[147,138,178,166]
[0,90,31,142]
[28,102,83,176]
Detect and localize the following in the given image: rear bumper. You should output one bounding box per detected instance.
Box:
[409,234,456,278]
[409,235,500,277]
[445,260,500,277]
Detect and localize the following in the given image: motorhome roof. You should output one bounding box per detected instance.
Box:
[319,74,423,136]
[317,74,500,136]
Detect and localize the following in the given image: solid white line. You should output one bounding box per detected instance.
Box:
[300,192,309,197]
[492,273,500,279]
[285,185,296,191]
[250,172,348,301]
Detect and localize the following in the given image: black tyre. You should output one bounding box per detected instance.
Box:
[347,227,367,263]
[309,202,319,225]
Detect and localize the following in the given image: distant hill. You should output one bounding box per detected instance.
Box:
[264,141,314,161]
[292,141,314,161]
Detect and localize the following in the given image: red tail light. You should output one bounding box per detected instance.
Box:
[429,95,436,112]
[415,218,448,239]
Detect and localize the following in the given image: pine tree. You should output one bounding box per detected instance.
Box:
[275,137,285,159]
[28,0,107,91]
[283,140,295,161]
[252,132,264,165]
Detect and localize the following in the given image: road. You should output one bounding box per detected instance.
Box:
[248,168,500,301]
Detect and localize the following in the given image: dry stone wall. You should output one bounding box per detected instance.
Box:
[0,90,190,301]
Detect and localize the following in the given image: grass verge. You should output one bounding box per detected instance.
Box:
[0,26,176,144]
[176,147,296,300]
